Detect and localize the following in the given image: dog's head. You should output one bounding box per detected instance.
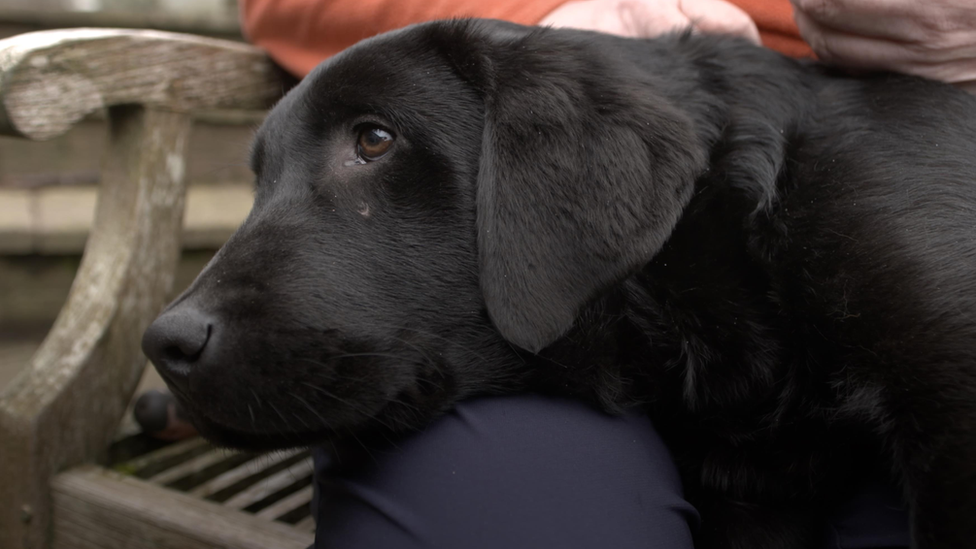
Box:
[142,19,706,449]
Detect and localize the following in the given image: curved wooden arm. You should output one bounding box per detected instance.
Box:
[0,105,192,549]
[0,29,285,548]
[0,28,282,140]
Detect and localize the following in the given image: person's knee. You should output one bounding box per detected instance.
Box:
[313,395,698,549]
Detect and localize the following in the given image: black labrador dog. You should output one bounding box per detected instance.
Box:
[142,19,976,549]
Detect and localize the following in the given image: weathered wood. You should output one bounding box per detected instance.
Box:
[0,333,43,389]
[146,449,239,486]
[114,437,209,476]
[294,514,317,532]
[223,459,315,510]
[51,466,313,549]
[0,105,191,549]
[254,485,315,521]
[0,28,281,140]
[189,449,307,498]
[0,252,215,343]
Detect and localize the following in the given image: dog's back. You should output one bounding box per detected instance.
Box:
[774,72,976,391]
[562,36,976,546]
[654,58,976,545]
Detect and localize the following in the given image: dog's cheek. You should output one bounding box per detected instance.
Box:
[411,362,459,405]
[377,363,461,432]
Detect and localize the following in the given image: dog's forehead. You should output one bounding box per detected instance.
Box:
[253,23,489,171]
[261,29,464,133]
[306,26,463,104]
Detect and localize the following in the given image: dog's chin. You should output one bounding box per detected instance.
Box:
[178,391,454,452]
[191,417,346,452]
[190,416,331,451]
[168,395,351,451]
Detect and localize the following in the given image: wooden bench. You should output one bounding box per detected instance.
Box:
[0,28,315,549]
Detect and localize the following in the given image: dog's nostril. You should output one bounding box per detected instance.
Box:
[162,324,211,362]
[142,308,215,375]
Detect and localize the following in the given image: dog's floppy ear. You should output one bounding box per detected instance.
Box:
[474,28,707,352]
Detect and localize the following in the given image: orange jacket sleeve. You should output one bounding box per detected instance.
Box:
[240,0,813,78]
[240,0,569,77]
[727,0,813,58]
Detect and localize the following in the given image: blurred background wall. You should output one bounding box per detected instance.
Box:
[0,0,241,38]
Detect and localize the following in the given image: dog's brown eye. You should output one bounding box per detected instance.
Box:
[357,126,394,161]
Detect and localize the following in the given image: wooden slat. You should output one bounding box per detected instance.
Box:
[294,514,316,532]
[114,437,209,475]
[189,449,306,498]
[255,485,314,521]
[223,459,314,510]
[147,449,239,486]
[51,465,312,549]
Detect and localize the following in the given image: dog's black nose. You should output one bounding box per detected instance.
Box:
[142,307,213,390]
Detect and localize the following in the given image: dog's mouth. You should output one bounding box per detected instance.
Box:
[188,412,333,450]
[145,322,443,449]
[186,397,449,452]
[169,390,369,451]
[145,294,478,451]
[162,367,457,451]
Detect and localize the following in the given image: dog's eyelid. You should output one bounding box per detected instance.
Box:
[347,105,403,131]
[350,115,397,134]
[351,121,395,135]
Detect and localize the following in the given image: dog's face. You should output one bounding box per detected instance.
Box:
[143,20,706,450]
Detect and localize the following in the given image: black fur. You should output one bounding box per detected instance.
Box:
[142,19,976,549]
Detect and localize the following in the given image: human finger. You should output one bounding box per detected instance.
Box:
[790,0,929,42]
[540,0,689,39]
[681,0,761,44]
[796,9,976,83]
[622,0,695,38]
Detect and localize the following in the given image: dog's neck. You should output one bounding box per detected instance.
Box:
[663,34,820,214]
[534,271,790,419]
[532,39,824,415]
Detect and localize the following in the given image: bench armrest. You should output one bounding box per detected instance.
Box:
[0,29,284,549]
[0,28,281,140]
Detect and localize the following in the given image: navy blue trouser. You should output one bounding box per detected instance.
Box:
[310,395,909,548]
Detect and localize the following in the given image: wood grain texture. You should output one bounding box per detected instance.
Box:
[223,459,315,510]
[188,449,307,499]
[51,466,312,549]
[0,105,191,549]
[146,449,239,486]
[254,485,314,521]
[0,28,282,140]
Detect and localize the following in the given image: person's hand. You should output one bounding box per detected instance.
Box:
[539,0,760,44]
[792,0,976,93]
